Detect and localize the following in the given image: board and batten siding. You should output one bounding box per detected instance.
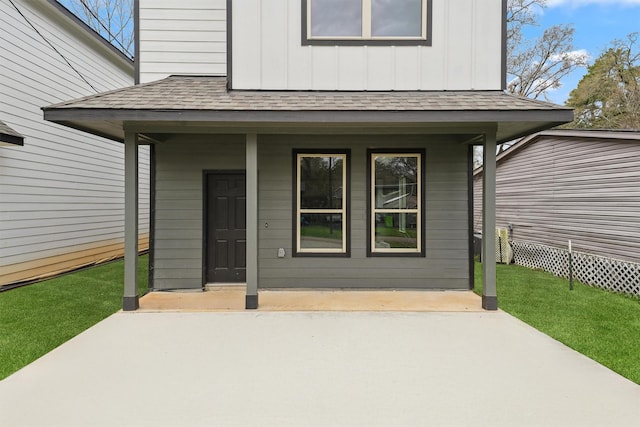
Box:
[473,133,640,264]
[232,0,503,90]
[0,0,149,286]
[138,0,227,84]
[153,135,469,290]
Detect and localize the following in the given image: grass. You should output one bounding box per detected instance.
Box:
[301,225,342,239]
[0,255,148,380]
[375,227,417,238]
[3,256,638,385]
[475,261,640,384]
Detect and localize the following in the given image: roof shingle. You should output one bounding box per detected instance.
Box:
[47,76,569,112]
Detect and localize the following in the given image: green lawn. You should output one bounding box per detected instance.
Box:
[0,256,148,380]
[2,257,638,385]
[475,261,640,384]
[301,224,342,239]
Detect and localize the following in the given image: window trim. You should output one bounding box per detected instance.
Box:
[367,149,426,257]
[301,0,433,46]
[293,149,351,257]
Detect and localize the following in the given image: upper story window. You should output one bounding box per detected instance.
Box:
[303,0,432,46]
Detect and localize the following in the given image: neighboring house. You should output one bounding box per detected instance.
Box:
[43,0,573,310]
[0,0,149,286]
[473,129,640,264]
[0,120,24,147]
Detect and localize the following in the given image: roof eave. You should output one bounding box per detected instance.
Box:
[44,107,572,122]
[0,133,25,146]
[44,107,573,143]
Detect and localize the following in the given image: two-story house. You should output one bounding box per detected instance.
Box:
[44,0,573,310]
[1,0,149,288]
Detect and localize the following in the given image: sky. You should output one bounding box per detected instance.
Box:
[525,0,640,104]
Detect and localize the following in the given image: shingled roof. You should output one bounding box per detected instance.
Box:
[48,76,567,112]
[0,120,24,146]
[44,76,573,143]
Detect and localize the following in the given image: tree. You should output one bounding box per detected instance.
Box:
[566,33,640,129]
[59,0,134,58]
[488,0,588,154]
[506,0,588,101]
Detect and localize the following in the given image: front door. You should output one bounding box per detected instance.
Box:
[205,172,246,283]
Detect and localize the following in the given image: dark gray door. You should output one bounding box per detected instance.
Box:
[206,172,246,283]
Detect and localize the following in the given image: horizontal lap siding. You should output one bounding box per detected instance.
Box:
[139,0,227,83]
[153,135,245,289]
[154,135,469,290]
[258,135,469,289]
[474,136,640,263]
[0,0,148,286]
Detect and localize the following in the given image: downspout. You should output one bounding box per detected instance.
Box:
[134,0,140,85]
[468,144,475,290]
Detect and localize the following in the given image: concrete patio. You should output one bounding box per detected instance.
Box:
[1,293,639,426]
[138,288,485,312]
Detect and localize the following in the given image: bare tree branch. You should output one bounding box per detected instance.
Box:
[60,0,133,58]
[506,0,587,101]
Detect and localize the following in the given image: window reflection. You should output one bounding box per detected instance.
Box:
[296,153,347,254]
[300,156,343,209]
[311,0,362,37]
[371,153,422,254]
[375,213,418,249]
[374,156,418,209]
[300,214,343,249]
[371,0,422,37]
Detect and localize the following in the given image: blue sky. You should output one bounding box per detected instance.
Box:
[524,0,640,104]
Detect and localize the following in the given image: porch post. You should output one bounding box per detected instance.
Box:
[482,129,498,310]
[245,133,259,309]
[123,130,139,311]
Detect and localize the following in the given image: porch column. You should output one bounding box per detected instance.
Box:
[482,129,498,310]
[123,130,139,311]
[245,133,259,309]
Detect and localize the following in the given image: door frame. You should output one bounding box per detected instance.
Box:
[202,169,247,285]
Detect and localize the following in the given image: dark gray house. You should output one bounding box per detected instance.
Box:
[43,0,573,310]
[474,129,640,264]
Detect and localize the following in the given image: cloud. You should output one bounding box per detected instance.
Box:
[547,0,640,6]
[550,49,590,63]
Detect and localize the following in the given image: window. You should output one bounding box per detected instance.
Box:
[368,151,424,256]
[303,0,431,45]
[294,151,350,256]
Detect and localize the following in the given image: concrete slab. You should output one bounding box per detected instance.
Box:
[139,289,484,312]
[1,311,639,427]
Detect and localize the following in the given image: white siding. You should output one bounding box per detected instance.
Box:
[232,0,503,90]
[139,0,227,84]
[0,0,148,285]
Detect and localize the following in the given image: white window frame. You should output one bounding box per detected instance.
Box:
[370,152,422,254]
[296,153,348,254]
[306,0,428,41]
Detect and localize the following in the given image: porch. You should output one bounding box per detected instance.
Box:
[138,288,484,312]
[42,76,575,312]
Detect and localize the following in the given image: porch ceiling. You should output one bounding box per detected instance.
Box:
[43,76,573,143]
